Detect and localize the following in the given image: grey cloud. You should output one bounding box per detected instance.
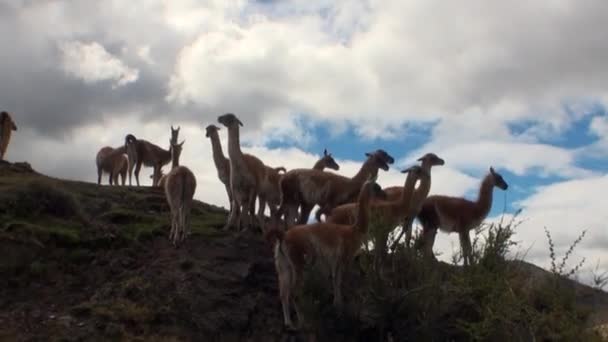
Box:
[0,1,196,139]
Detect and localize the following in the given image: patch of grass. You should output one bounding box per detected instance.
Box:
[5,179,86,220]
[3,219,80,245]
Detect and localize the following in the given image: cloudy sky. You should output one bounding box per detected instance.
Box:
[2,0,607,284]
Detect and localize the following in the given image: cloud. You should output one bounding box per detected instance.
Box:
[508,175,608,284]
[412,140,593,179]
[59,41,139,88]
[168,1,608,138]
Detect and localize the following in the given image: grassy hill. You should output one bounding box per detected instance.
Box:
[1,160,607,341]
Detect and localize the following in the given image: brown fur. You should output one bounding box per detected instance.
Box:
[163,140,195,246]
[326,166,426,226]
[257,164,289,231]
[277,149,394,226]
[95,146,128,186]
[383,152,445,248]
[151,170,168,188]
[124,133,173,187]
[0,111,18,161]
[266,179,377,330]
[218,113,268,232]
[326,166,428,266]
[205,124,233,214]
[275,149,341,227]
[416,167,508,266]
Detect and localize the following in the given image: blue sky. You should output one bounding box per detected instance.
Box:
[2,0,608,284]
[260,107,606,219]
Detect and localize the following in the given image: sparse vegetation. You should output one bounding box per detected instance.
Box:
[294,214,605,341]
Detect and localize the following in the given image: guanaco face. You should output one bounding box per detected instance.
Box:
[217,113,243,127]
[321,148,340,171]
[205,124,221,137]
[417,152,445,167]
[365,149,394,171]
[489,166,509,190]
[366,149,395,166]
[170,139,185,167]
[1,112,17,131]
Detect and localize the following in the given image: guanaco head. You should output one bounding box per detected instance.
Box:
[124,134,137,149]
[369,149,395,165]
[217,113,243,128]
[205,124,221,138]
[171,125,180,144]
[417,152,444,167]
[1,111,17,131]
[489,167,509,190]
[170,140,185,167]
[364,149,395,171]
[321,148,340,170]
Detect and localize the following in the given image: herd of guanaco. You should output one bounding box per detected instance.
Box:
[0,111,509,330]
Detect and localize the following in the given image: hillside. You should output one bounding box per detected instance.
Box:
[1,160,608,341]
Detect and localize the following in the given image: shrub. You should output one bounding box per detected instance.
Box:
[293,211,602,341]
[8,180,85,219]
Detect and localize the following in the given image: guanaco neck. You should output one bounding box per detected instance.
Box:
[157,142,172,165]
[420,159,433,173]
[225,125,244,162]
[208,131,229,170]
[312,159,326,170]
[171,151,180,170]
[354,184,372,235]
[410,173,431,212]
[351,158,378,185]
[398,171,419,211]
[474,173,495,219]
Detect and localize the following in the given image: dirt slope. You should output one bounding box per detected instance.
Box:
[0,160,285,341]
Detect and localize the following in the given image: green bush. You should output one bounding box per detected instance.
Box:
[7,180,85,220]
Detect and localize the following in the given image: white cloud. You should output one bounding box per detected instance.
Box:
[59,41,139,88]
[508,175,608,285]
[414,140,593,179]
[167,0,608,135]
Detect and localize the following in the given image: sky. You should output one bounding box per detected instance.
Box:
[2,0,607,285]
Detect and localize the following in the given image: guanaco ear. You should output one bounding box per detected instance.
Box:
[490,166,495,174]
[365,152,372,157]
[179,140,185,147]
[323,148,328,156]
